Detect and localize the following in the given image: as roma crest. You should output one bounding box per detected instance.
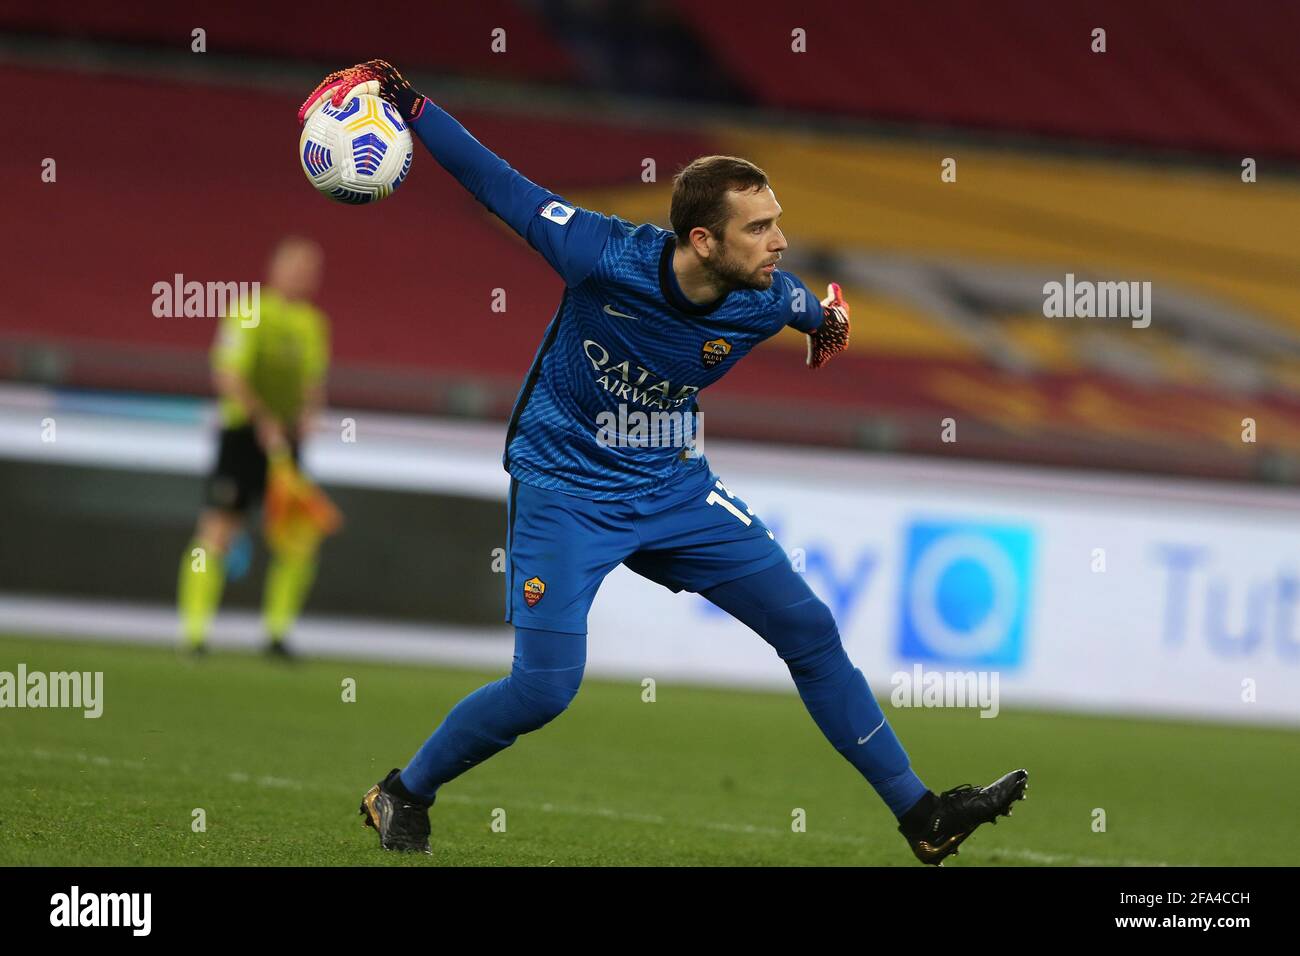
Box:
[701,337,731,368]
[522,576,546,607]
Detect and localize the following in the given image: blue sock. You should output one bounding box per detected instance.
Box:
[400,626,586,801]
[702,563,928,818]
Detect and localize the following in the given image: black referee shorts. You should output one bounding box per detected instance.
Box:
[203,425,300,514]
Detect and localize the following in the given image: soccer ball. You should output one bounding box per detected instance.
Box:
[299,93,413,204]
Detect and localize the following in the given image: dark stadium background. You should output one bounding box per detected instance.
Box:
[4,1,1300,617]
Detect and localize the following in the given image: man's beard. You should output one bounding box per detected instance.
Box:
[702,242,772,292]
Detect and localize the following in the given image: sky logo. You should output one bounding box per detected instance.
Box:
[897,520,1035,668]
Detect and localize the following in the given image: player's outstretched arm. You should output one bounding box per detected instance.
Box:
[807,282,850,369]
[298,60,610,287]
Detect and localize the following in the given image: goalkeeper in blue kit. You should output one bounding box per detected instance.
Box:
[299,61,1027,865]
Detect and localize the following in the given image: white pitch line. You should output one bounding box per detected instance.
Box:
[993,847,1173,868]
[7,746,1180,866]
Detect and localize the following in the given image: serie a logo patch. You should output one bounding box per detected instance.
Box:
[523,576,546,607]
[701,337,731,368]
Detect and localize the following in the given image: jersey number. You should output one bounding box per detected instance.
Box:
[705,479,753,526]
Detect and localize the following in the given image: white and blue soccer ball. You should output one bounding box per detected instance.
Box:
[299,93,413,205]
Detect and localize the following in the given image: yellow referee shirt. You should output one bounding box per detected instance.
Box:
[211,289,330,428]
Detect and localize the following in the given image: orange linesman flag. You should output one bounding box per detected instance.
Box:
[263,452,343,556]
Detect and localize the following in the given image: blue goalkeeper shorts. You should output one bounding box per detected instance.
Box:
[504,459,790,635]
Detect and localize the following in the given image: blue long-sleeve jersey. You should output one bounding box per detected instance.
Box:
[410,102,823,500]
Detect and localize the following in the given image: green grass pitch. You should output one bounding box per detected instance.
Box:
[1,633,1296,866]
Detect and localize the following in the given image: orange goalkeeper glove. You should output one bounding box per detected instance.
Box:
[806,282,850,369]
[297,59,426,125]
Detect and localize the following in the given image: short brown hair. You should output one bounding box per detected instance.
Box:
[670,156,769,242]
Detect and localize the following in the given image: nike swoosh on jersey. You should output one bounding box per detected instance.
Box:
[602,304,641,320]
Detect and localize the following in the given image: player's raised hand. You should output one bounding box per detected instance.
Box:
[806,282,851,369]
[297,59,426,126]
